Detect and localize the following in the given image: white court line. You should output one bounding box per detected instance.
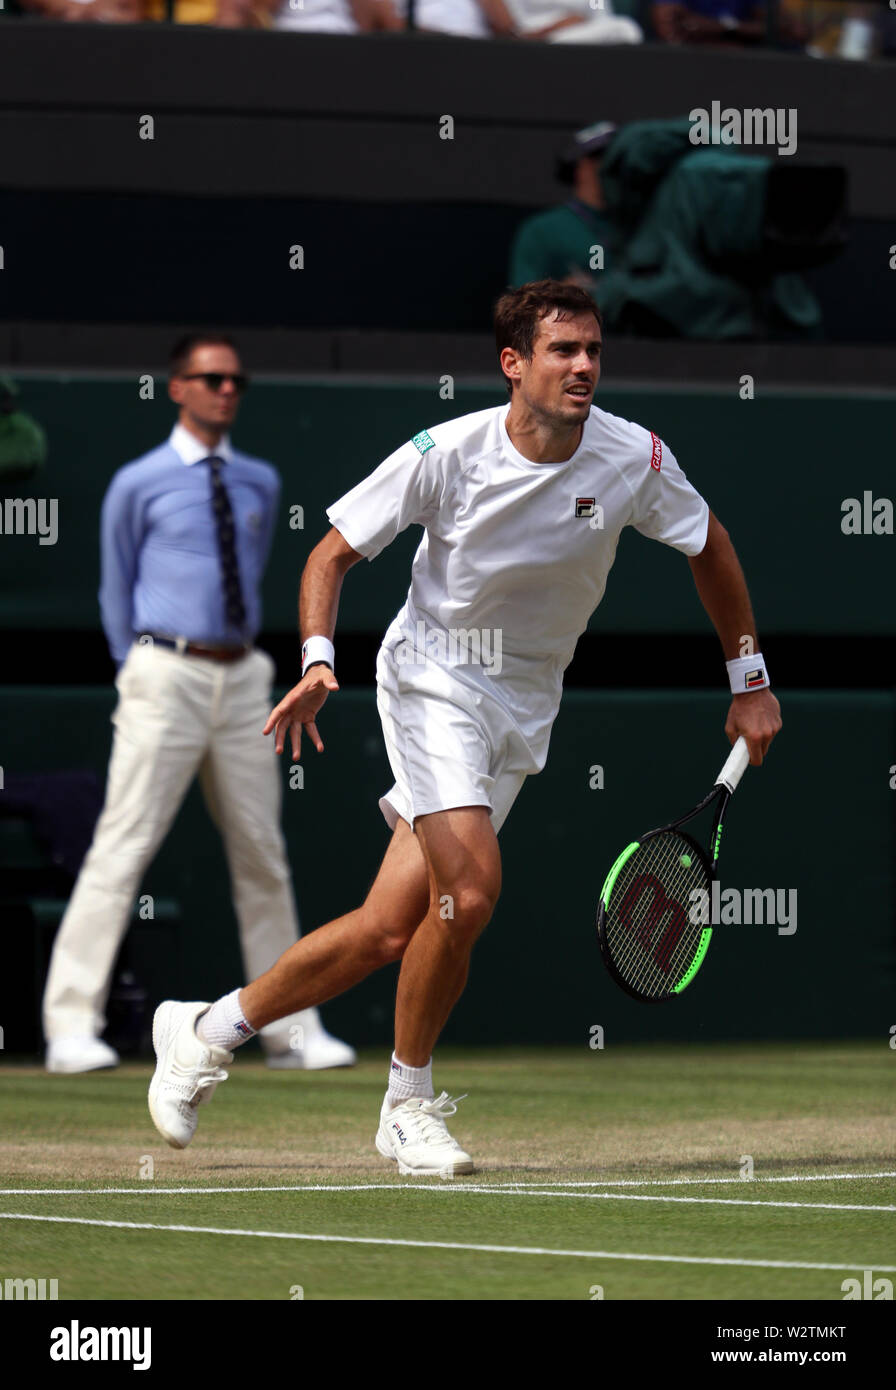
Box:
[0,1185,892,1212]
[471,1192,896,1213]
[1,1171,893,1199]
[491,1172,896,1189]
[1,1212,893,1273]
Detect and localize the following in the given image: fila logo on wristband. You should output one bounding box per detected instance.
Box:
[726,653,770,694]
[301,635,335,676]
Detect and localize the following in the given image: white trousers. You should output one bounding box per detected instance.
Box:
[42,640,313,1048]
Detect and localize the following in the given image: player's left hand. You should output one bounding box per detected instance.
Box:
[726,688,782,766]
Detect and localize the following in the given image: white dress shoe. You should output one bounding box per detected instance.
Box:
[45,1036,120,1074]
[264,1028,357,1070]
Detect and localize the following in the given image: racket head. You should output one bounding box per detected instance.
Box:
[597,828,714,1003]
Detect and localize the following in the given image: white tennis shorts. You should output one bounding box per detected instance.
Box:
[375,642,540,835]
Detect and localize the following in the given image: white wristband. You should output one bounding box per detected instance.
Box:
[301,635,335,677]
[726,653,770,694]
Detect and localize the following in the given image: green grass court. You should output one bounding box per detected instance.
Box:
[1,1042,893,1301]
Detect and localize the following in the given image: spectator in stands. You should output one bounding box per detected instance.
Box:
[271,0,375,32]
[18,0,141,20]
[14,0,641,26]
[651,0,766,45]
[779,1,879,59]
[42,334,356,1075]
[509,122,620,292]
[885,3,896,59]
[19,0,245,21]
[0,379,47,484]
[367,0,639,36]
[18,0,280,23]
[509,0,641,43]
[370,0,517,38]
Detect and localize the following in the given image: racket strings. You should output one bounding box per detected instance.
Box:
[604,832,709,999]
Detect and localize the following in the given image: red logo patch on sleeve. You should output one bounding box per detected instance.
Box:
[649,432,662,471]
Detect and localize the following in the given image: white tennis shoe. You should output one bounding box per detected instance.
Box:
[148,1001,232,1149]
[376,1091,474,1177]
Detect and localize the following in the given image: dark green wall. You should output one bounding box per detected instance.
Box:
[2,376,893,1051]
[1,685,892,1047]
[1,376,894,639]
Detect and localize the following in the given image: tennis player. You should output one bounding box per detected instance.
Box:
[149,280,781,1175]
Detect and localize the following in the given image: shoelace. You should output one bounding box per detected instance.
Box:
[409,1092,468,1145]
[191,1067,229,1105]
[169,1057,230,1104]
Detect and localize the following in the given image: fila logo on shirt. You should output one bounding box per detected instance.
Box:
[575,498,604,531]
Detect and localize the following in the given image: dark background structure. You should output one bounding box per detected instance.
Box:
[0,20,893,1054]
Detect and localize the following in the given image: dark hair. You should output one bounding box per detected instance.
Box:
[169,333,240,378]
[494,280,603,396]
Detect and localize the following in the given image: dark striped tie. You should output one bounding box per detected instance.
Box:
[204,456,246,631]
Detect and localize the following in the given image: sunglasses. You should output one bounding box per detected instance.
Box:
[182,372,250,394]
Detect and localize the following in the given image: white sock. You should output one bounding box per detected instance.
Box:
[385,1052,433,1110]
[196,989,256,1050]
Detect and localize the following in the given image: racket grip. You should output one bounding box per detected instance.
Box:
[715,736,750,794]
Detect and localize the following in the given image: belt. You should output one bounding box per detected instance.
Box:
[137,633,251,664]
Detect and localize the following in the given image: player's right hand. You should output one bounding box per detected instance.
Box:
[263,666,340,759]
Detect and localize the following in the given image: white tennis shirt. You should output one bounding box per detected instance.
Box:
[327,403,709,764]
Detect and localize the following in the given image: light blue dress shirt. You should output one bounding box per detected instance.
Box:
[99,424,280,664]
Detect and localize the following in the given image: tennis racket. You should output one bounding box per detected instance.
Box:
[596,736,750,1003]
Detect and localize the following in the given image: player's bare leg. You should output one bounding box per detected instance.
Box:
[376,805,500,1177]
[149,808,498,1161]
[393,806,500,1065]
[240,806,498,1051]
[148,820,429,1148]
[239,817,430,1027]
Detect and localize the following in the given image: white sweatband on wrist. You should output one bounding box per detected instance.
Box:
[301,635,335,677]
[726,653,770,694]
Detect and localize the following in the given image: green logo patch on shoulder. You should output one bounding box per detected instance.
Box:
[411,429,435,455]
